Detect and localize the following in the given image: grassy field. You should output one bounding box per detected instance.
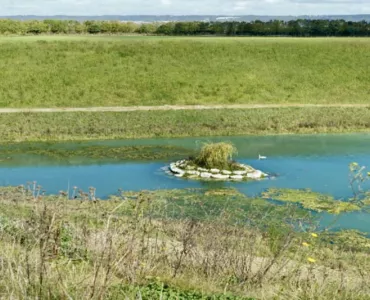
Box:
[1,107,370,142]
[1,186,370,299]
[0,36,370,108]
[2,36,370,300]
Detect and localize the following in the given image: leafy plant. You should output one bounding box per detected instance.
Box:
[109,281,255,300]
[194,142,237,170]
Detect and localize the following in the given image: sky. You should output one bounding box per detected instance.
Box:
[1,0,370,16]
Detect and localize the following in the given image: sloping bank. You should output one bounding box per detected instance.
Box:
[1,107,370,142]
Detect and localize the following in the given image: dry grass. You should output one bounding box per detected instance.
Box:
[2,107,370,142]
[0,186,370,299]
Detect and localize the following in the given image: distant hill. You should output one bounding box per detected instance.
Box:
[2,15,370,22]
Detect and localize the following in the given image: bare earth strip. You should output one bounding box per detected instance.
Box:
[1,104,370,113]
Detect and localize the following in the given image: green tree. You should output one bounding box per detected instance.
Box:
[85,21,101,34]
[25,20,49,34]
[43,20,68,33]
[156,22,175,35]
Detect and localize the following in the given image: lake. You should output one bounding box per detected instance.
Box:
[1,133,370,231]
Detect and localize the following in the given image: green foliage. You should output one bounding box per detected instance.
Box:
[1,37,370,108]
[195,142,237,170]
[85,21,101,34]
[43,20,69,34]
[349,162,370,205]
[1,19,370,37]
[262,188,362,214]
[110,282,255,300]
[24,20,49,35]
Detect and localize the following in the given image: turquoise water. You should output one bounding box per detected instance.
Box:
[1,134,370,231]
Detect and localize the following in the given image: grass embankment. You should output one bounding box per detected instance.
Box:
[1,107,370,142]
[0,36,370,108]
[1,186,370,299]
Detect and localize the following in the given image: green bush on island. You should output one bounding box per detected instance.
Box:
[168,142,266,180]
[194,142,238,170]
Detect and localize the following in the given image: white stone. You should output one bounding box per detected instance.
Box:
[233,170,247,175]
[186,170,200,176]
[168,161,266,181]
[211,174,230,180]
[256,170,268,177]
[200,172,212,178]
[247,171,263,179]
[230,175,244,180]
[170,165,185,175]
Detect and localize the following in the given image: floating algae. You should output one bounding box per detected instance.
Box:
[262,188,361,214]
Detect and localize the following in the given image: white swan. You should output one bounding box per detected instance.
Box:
[258,154,267,160]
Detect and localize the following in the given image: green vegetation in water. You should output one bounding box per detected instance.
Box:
[262,188,362,214]
[113,188,310,223]
[320,230,370,252]
[1,37,370,108]
[0,142,195,165]
[2,107,370,142]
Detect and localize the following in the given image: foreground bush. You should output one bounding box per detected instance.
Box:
[0,186,369,299]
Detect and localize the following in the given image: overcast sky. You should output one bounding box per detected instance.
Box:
[2,0,370,16]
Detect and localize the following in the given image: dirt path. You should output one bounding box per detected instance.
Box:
[1,104,369,113]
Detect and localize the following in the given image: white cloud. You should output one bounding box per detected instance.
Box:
[1,0,368,15]
[233,1,249,11]
[161,0,172,5]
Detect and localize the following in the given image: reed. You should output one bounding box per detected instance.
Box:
[0,186,369,299]
[2,107,370,142]
[195,142,237,169]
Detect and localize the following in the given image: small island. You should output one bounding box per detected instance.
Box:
[167,142,268,181]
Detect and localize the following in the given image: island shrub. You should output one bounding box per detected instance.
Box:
[194,142,238,170]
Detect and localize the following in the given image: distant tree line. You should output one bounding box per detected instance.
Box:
[0,19,370,36]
